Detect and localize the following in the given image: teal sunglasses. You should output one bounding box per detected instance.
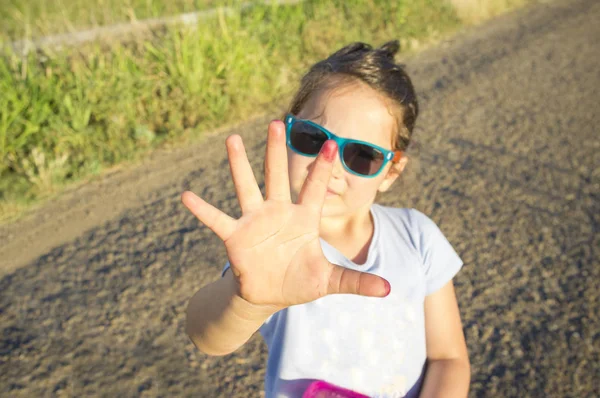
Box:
[284,114,402,178]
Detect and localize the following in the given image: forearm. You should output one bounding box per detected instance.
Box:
[419,358,471,398]
[186,273,278,356]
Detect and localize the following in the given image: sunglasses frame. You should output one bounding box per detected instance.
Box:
[284,114,402,178]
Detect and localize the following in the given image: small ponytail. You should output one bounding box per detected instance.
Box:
[378,40,400,60]
[329,42,372,58]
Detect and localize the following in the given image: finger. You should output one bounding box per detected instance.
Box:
[296,139,336,212]
[181,191,237,241]
[265,120,291,202]
[327,263,391,298]
[226,134,264,214]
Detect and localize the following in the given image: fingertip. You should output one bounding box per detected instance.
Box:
[269,119,285,138]
[383,279,391,297]
[321,140,337,162]
[364,275,391,298]
[181,190,190,202]
[181,191,198,207]
[226,134,242,150]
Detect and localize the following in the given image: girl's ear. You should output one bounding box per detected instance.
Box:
[378,156,408,193]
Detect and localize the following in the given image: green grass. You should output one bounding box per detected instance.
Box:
[1,0,220,40]
[0,0,530,223]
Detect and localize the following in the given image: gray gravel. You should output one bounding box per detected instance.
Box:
[1,0,598,396]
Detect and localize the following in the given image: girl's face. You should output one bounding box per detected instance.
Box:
[287,81,408,218]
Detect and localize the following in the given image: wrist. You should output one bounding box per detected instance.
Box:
[226,274,282,322]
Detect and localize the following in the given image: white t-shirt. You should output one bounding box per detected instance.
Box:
[222,204,464,398]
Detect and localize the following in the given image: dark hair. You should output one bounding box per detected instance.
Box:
[287,40,419,152]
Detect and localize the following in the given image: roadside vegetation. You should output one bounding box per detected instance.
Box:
[0,0,528,222]
[1,0,218,39]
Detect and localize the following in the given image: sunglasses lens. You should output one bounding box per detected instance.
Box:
[343,142,385,176]
[290,121,328,155]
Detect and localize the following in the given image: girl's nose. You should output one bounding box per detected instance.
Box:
[330,150,344,178]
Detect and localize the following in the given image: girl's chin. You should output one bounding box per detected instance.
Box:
[320,200,346,216]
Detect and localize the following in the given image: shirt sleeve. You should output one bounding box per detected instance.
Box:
[221,260,231,277]
[411,209,464,295]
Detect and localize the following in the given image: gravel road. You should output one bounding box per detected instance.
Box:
[1,0,598,396]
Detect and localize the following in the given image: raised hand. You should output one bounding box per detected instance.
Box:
[181,120,390,310]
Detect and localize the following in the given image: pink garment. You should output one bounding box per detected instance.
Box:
[302,380,370,398]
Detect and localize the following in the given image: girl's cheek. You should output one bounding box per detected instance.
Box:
[345,176,383,201]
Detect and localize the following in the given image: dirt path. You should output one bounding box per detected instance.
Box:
[1,0,598,396]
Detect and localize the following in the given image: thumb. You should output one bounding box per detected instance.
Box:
[327,263,391,297]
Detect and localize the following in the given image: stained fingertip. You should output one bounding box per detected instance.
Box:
[384,279,391,296]
[321,140,337,162]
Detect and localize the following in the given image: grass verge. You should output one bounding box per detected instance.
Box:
[1,0,219,40]
[0,0,530,223]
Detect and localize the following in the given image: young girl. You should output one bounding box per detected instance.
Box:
[182,41,470,398]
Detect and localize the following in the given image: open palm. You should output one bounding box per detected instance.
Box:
[182,120,390,309]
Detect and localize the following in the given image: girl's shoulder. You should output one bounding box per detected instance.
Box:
[373,204,463,294]
[373,204,457,259]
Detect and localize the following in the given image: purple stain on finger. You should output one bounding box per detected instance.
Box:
[321,140,337,162]
[384,279,391,296]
